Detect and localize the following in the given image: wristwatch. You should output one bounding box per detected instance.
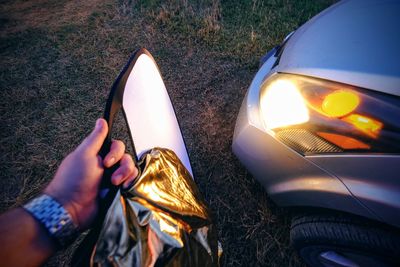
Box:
[23,194,79,248]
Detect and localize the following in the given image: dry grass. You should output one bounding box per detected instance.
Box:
[0,0,335,266]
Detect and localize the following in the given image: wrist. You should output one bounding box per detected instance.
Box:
[23,194,80,248]
[43,187,80,229]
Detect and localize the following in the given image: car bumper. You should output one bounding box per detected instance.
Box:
[231,53,400,226]
[232,87,368,214]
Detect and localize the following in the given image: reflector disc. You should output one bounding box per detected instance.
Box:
[121,50,193,175]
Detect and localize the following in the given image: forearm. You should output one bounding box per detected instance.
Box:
[0,208,56,267]
[0,119,137,266]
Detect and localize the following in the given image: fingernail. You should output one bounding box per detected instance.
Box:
[95,119,102,130]
[108,157,115,165]
[123,181,131,189]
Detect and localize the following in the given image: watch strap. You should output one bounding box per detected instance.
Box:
[23,194,79,248]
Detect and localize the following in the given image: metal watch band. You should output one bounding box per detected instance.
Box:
[23,194,79,248]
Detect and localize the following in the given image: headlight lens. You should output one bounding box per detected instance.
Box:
[259,73,400,154]
[260,79,309,129]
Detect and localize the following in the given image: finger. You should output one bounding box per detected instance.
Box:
[78,119,108,155]
[123,175,137,189]
[111,154,138,185]
[103,140,125,168]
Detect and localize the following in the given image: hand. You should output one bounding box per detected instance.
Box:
[44,119,138,230]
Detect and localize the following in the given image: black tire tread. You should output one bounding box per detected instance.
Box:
[290,212,400,260]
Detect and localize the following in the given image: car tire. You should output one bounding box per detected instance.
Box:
[290,211,400,267]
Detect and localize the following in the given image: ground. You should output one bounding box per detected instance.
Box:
[0,0,335,266]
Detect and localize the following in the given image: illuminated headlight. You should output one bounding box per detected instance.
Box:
[259,73,400,154]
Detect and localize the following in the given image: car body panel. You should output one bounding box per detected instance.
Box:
[308,155,400,226]
[233,50,379,222]
[233,0,400,228]
[275,0,400,96]
[233,90,378,221]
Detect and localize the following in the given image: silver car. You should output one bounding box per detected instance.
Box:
[232,0,400,266]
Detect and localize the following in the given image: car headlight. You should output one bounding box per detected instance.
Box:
[259,73,400,154]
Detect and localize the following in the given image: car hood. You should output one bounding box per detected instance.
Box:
[275,0,400,97]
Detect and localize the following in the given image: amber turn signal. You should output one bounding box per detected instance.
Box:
[342,114,383,138]
[322,90,360,117]
[317,132,370,150]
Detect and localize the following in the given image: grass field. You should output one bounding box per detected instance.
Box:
[0,0,335,266]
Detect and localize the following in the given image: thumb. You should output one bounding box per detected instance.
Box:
[78,119,108,155]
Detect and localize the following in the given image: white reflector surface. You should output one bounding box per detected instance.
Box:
[122,54,193,175]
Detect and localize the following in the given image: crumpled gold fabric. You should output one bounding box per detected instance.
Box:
[89,148,220,267]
